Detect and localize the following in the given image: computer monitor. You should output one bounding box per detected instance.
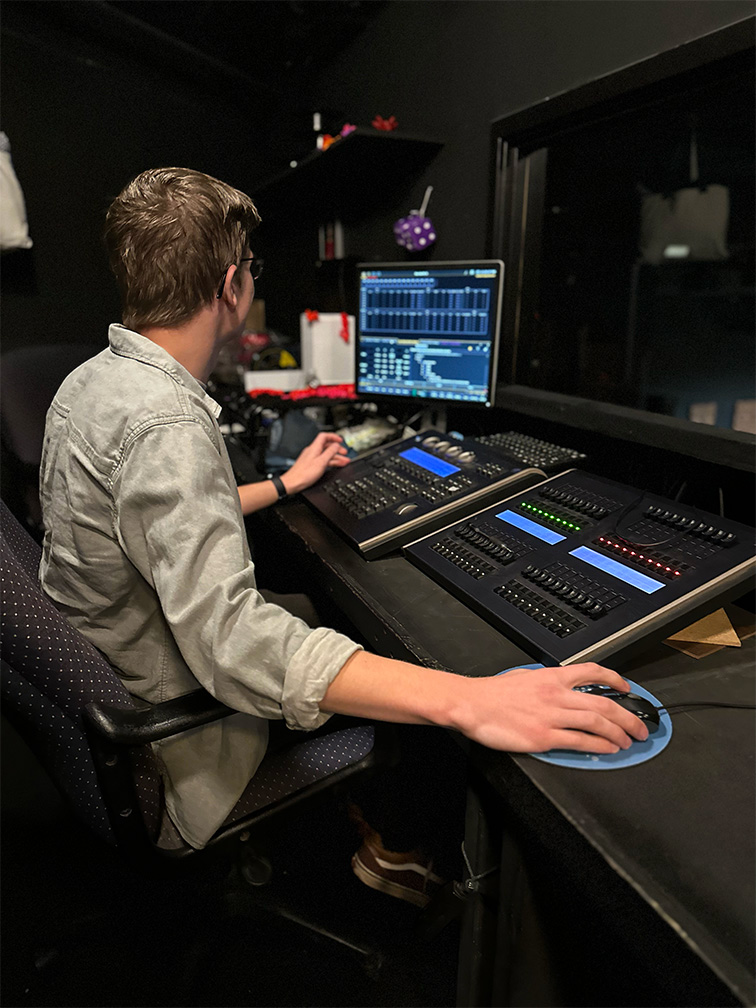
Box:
[355,260,504,407]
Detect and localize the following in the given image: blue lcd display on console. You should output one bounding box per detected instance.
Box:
[400,446,460,477]
[570,545,665,593]
[495,509,567,545]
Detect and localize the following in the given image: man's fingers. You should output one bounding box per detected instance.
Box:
[315,432,344,448]
[540,729,623,754]
[563,662,631,693]
[555,705,641,748]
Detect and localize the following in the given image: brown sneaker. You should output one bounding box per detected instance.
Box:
[351,840,445,908]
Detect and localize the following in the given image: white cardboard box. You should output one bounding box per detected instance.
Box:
[244,369,305,392]
[300,312,355,385]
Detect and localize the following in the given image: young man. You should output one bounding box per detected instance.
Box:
[39,167,647,867]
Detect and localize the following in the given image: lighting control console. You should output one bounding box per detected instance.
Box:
[404,470,755,665]
[302,430,546,558]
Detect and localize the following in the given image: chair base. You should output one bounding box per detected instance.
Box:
[223,851,386,978]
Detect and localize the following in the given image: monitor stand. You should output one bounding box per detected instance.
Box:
[412,406,447,434]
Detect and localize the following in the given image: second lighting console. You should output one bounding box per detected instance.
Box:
[302,430,546,558]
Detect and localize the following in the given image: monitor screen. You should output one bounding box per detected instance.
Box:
[355,260,504,407]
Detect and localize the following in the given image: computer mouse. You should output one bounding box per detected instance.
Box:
[574,684,660,730]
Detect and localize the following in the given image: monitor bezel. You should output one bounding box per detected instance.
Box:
[355,259,505,410]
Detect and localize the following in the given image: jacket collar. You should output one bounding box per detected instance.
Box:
[107,324,222,419]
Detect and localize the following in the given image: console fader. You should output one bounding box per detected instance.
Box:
[302,430,546,558]
[404,470,755,666]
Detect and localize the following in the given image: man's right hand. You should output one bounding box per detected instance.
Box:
[320,654,649,754]
[452,662,648,753]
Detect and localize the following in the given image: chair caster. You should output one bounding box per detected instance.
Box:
[239,851,273,887]
[362,949,384,980]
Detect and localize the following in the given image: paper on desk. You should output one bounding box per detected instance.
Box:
[664,605,755,658]
[667,608,741,646]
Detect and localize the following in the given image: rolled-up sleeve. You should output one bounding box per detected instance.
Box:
[112,417,362,728]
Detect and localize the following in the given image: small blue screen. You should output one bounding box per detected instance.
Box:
[400,447,460,477]
[495,509,566,544]
[569,546,665,593]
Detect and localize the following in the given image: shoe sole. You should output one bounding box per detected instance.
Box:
[351,853,431,908]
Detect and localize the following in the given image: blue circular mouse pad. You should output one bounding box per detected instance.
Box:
[496,665,672,769]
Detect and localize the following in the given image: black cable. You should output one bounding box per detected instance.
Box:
[657,701,756,714]
[607,491,684,549]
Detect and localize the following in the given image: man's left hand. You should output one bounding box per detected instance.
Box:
[282,432,349,494]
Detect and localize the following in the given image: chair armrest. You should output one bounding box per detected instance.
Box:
[85,688,235,746]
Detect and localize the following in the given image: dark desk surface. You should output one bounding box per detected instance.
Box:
[264,498,756,1005]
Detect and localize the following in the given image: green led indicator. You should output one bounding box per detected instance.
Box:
[520,501,582,532]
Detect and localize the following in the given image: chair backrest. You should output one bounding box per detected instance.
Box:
[0,500,156,844]
[1,499,391,865]
[0,343,100,466]
[1,344,104,533]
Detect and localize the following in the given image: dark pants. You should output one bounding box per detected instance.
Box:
[268,717,467,879]
[263,591,467,878]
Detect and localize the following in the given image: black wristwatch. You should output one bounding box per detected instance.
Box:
[271,474,288,500]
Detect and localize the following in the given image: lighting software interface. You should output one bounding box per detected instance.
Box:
[356,263,502,405]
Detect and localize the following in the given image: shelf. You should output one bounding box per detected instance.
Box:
[251,128,443,222]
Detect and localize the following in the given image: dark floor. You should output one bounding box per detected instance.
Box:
[1,716,461,1008]
[2,715,748,1008]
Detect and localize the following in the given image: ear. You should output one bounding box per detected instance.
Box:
[217,263,240,306]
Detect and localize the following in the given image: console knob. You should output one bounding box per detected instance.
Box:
[458,451,476,462]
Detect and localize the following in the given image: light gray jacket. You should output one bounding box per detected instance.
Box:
[39,325,361,848]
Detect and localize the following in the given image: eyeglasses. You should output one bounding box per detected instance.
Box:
[240,256,264,281]
[215,257,264,298]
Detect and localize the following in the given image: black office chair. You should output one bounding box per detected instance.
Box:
[0,500,399,992]
[0,343,101,536]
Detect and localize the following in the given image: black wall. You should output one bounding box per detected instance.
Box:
[1,0,752,354]
[308,0,754,261]
[0,2,299,353]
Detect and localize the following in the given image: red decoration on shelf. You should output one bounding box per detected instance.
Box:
[340,123,357,137]
[340,312,350,343]
[372,115,398,131]
[246,384,357,401]
[304,308,319,322]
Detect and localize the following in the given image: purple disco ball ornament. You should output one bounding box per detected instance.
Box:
[394,214,437,251]
[394,185,437,251]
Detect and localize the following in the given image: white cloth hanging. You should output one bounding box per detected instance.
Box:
[0,132,33,252]
[639,127,729,264]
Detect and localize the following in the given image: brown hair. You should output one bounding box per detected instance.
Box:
[104,167,261,330]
